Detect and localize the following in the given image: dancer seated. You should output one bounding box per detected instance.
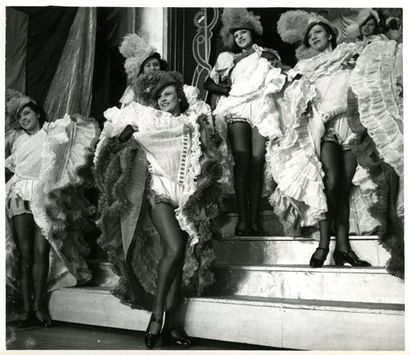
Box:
[204,8,285,236]
[5,92,99,326]
[95,71,222,349]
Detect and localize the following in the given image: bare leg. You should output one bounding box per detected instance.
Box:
[248,127,267,233]
[13,214,35,315]
[149,202,186,335]
[227,122,251,232]
[335,149,357,252]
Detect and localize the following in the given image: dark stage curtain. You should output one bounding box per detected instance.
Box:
[21,7,78,105]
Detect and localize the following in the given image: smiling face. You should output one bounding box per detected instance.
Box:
[142,57,161,74]
[18,106,40,134]
[157,85,180,116]
[360,17,377,37]
[307,24,332,52]
[233,29,253,51]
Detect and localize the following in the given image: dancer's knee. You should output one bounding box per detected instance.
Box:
[251,152,265,169]
[163,242,185,265]
[20,250,32,269]
[324,174,338,196]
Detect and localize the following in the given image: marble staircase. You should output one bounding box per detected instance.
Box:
[48,210,405,350]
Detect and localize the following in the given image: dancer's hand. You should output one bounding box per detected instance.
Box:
[119,125,136,143]
[261,50,281,68]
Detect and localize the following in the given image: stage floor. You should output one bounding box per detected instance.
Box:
[6,321,279,350]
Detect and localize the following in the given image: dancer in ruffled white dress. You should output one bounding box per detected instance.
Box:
[270,10,403,276]
[5,92,99,326]
[119,33,212,120]
[270,11,374,268]
[204,8,286,236]
[95,71,222,349]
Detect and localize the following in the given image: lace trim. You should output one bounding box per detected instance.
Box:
[178,128,191,184]
[95,135,221,307]
[294,42,361,83]
[175,115,203,246]
[350,40,403,179]
[7,114,98,291]
[214,67,286,139]
[266,77,327,234]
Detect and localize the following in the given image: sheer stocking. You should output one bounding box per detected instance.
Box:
[228,122,251,229]
[249,127,266,229]
[319,141,341,249]
[150,202,186,335]
[13,214,35,313]
[32,225,50,311]
[334,149,357,252]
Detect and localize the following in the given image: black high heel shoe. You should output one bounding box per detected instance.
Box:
[162,328,192,348]
[309,247,329,268]
[333,249,371,267]
[33,307,52,327]
[144,314,163,349]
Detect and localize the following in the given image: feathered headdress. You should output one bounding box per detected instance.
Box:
[5,89,36,131]
[220,8,263,49]
[119,33,160,84]
[277,10,336,60]
[345,9,380,39]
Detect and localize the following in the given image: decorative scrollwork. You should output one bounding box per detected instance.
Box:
[191,8,219,101]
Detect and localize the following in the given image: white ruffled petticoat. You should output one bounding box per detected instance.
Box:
[101,102,203,246]
[266,43,381,236]
[6,114,98,292]
[212,45,286,140]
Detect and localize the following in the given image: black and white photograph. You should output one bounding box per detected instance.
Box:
[3,3,405,352]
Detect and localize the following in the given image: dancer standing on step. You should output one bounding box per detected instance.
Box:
[268,11,377,268]
[5,92,98,327]
[204,8,286,236]
[95,70,222,349]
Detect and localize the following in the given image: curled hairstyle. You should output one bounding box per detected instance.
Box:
[16,101,47,129]
[303,21,337,50]
[230,28,258,53]
[154,82,189,114]
[359,15,380,38]
[134,71,189,114]
[138,53,169,75]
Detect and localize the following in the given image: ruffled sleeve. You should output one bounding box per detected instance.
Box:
[209,52,235,84]
[184,85,212,117]
[94,102,156,162]
[119,85,136,108]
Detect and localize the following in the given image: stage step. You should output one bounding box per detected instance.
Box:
[211,265,404,304]
[48,286,404,350]
[86,260,404,305]
[215,210,284,237]
[215,236,390,267]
